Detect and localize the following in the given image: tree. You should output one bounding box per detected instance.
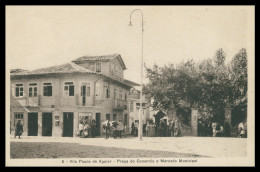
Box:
[228,48,248,125]
[144,48,247,125]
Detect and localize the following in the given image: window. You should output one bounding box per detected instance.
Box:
[87,87,90,97]
[106,87,110,98]
[106,114,110,121]
[29,83,37,97]
[15,112,23,119]
[81,83,91,106]
[64,82,74,96]
[114,88,117,99]
[81,83,91,97]
[130,101,134,112]
[125,93,127,101]
[14,112,24,126]
[15,84,23,97]
[96,62,101,72]
[113,114,117,121]
[95,84,101,96]
[124,114,128,126]
[43,83,52,97]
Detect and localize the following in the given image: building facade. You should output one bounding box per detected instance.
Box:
[10,54,136,137]
[128,88,151,127]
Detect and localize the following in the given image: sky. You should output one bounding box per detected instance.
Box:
[6,6,252,84]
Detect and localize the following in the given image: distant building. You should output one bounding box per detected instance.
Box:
[10,54,138,137]
[127,87,151,127]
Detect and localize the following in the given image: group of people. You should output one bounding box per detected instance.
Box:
[103,119,125,139]
[12,117,247,139]
[130,121,140,136]
[198,118,247,138]
[198,119,230,137]
[238,121,247,138]
[78,119,97,138]
[130,119,181,137]
[155,119,181,137]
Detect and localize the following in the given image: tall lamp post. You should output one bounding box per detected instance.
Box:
[129,9,144,141]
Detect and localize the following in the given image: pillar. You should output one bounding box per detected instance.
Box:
[225,102,232,126]
[73,111,79,137]
[38,112,42,136]
[23,111,28,136]
[191,102,198,136]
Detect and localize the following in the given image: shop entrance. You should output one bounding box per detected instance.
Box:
[95,113,101,136]
[63,112,74,137]
[42,113,52,136]
[28,113,38,136]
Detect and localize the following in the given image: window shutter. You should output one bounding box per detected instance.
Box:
[69,85,74,96]
[44,86,47,96]
[34,87,37,97]
[15,87,19,97]
[80,86,83,96]
[48,86,52,96]
[12,85,15,97]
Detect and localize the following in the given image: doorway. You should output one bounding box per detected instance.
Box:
[28,113,38,136]
[63,112,74,137]
[95,113,101,136]
[42,113,52,136]
[124,114,128,127]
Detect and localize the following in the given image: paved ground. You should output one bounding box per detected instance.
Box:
[9,136,247,158]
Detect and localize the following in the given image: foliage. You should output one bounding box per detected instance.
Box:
[144,48,248,123]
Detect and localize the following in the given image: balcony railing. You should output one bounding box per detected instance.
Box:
[113,99,128,111]
[13,95,40,107]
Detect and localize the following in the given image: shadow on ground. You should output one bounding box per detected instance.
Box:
[10,142,207,159]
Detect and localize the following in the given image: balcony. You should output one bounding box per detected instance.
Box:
[113,99,128,111]
[11,95,40,108]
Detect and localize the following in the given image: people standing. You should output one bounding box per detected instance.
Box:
[105,119,111,139]
[160,120,166,137]
[91,120,96,138]
[174,120,180,137]
[83,121,90,138]
[207,120,213,137]
[117,120,124,138]
[198,120,203,136]
[134,121,139,136]
[238,121,245,138]
[216,122,224,137]
[15,120,23,139]
[212,121,217,137]
[146,122,150,137]
[170,120,175,137]
[131,122,135,136]
[243,120,247,138]
[79,122,84,138]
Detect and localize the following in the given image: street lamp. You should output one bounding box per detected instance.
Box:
[129,9,144,141]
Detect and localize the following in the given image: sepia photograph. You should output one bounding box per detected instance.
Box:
[5,5,255,166]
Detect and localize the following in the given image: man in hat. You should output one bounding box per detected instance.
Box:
[15,120,23,139]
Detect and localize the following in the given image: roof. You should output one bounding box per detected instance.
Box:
[10,62,134,89]
[124,79,140,86]
[10,62,97,76]
[72,53,127,70]
[10,68,28,73]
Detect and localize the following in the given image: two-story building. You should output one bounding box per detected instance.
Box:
[127,87,151,128]
[10,54,137,137]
